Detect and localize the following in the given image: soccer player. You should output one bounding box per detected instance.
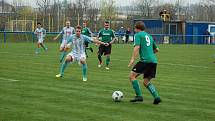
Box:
[128,21,161,104]
[97,21,116,70]
[82,21,94,58]
[34,22,47,54]
[56,25,108,81]
[53,20,75,63]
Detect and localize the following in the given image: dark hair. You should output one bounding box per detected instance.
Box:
[135,21,146,31]
[104,21,109,24]
[76,25,82,30]
[37,22,41,25]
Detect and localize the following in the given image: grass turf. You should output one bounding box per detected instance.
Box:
[0,43,215,121]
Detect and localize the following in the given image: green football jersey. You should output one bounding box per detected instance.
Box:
[98,28,115,43]
[134,31,158,63]
[81,27,91,37]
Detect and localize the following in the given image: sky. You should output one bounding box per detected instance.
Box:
[6,0,201,7]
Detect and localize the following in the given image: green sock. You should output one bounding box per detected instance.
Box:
[41,44,47,50]
[98,54,102,64]
[60,61,69,76]
[35,48,40,52]
[146,82,159,99]
[60,51,67,62]
[131,80,142,96]
[106,56,110,66]
[82,64,87,78]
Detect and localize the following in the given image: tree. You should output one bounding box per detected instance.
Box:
[100,0,117,21]
[199,0,215,21]
[36,0,51,28]
[133,0,156,18]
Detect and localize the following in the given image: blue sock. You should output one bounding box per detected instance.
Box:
[60,61,69,76]
[35,48,40,53]
[60,51,67,62]
[82,63,87,78]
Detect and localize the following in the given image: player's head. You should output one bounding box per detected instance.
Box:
[75,25,82,37]
[83,21,87,27]
[104,21,110,29]
[134,21,146,32]
[66,21,70,27]
[37,22,41,28]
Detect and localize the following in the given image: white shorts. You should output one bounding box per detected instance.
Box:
[60,39,68,48]
[67,52,86,63]
[38,39,44,43]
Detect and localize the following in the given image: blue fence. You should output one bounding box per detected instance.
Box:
[0,31,214,44]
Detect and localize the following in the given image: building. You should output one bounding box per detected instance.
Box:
[133,19,215,44]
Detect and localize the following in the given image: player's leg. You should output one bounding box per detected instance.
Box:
[56,54,73,78]
[85,43,88,58]
[80,55,87,81]
[35,41,41,54]
[143,78,161,104]
[39,40,47,51]
[40,43,47,51]
[59,48,67,63]
[85,41,93,53]
[129,71,143,102]
[89,46,93,53]
[125,36,127,43]
[143,63,161,104]
[59,41,67,63]
[97,45,104,67]
[105,54,110,70]
[104,45,111,70]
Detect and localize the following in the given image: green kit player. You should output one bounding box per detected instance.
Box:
[128,21,161,104]
[82,21,93,57]
[97,21,116,70]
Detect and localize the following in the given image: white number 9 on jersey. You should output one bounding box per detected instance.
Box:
[145,35,150,46]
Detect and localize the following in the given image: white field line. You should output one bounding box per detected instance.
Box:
[0,52,9,54]
[160,62,209,69]
[0,51,210,69]
[98,58,210,69]
[0,77,21,82]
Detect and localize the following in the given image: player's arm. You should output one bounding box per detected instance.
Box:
[53,29,63,40]
[88,28,93,37]
[153,41,159,53]
[72,27,75,34]
[64,36,72,51]
[92,37,108,46]
[95,30,102,46]
[96,30,102,40]
[128,34,140,67]
[84,35,108,46]
[43,29,46,37]
[109,30,116,44]
[128,45,140,67]
[34,29,37,35]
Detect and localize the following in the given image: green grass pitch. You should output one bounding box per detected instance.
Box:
[0,43,215,121]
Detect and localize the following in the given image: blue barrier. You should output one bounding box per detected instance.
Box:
[0,31,214,44]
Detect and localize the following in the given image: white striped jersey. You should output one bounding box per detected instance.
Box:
[60,27,75,40]
[34,28,46,40]
[67,34,93,55]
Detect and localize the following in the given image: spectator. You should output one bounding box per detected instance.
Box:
[125,27,131,44]
[118,27,125,43]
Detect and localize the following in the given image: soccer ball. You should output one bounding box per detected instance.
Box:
[112,91,123,102]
